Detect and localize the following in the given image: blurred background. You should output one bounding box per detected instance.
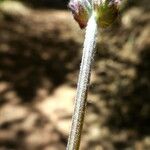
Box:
[0,0,149,150]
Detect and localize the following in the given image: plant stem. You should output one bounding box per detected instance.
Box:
[66,13,97,150]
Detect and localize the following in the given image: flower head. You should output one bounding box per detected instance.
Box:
[69,0,122,29]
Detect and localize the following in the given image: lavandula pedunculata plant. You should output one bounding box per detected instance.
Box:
[66,0,122,150]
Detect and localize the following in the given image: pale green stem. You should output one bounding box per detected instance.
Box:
[66,13,98,150]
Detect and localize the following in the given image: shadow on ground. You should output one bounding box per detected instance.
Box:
[23,0,68,9]
[0,4,80,149]
[0,12,80,103]
[0,0,150,150]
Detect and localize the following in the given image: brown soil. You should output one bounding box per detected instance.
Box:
[0,1,150,150]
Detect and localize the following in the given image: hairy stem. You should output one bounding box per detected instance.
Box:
[66,13,98,150]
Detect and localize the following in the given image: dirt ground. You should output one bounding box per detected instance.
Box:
[0,0,150,150]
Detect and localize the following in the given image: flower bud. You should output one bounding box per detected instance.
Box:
[69,0,122,29]
[94,0,121,28]
[68,0,92,29]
